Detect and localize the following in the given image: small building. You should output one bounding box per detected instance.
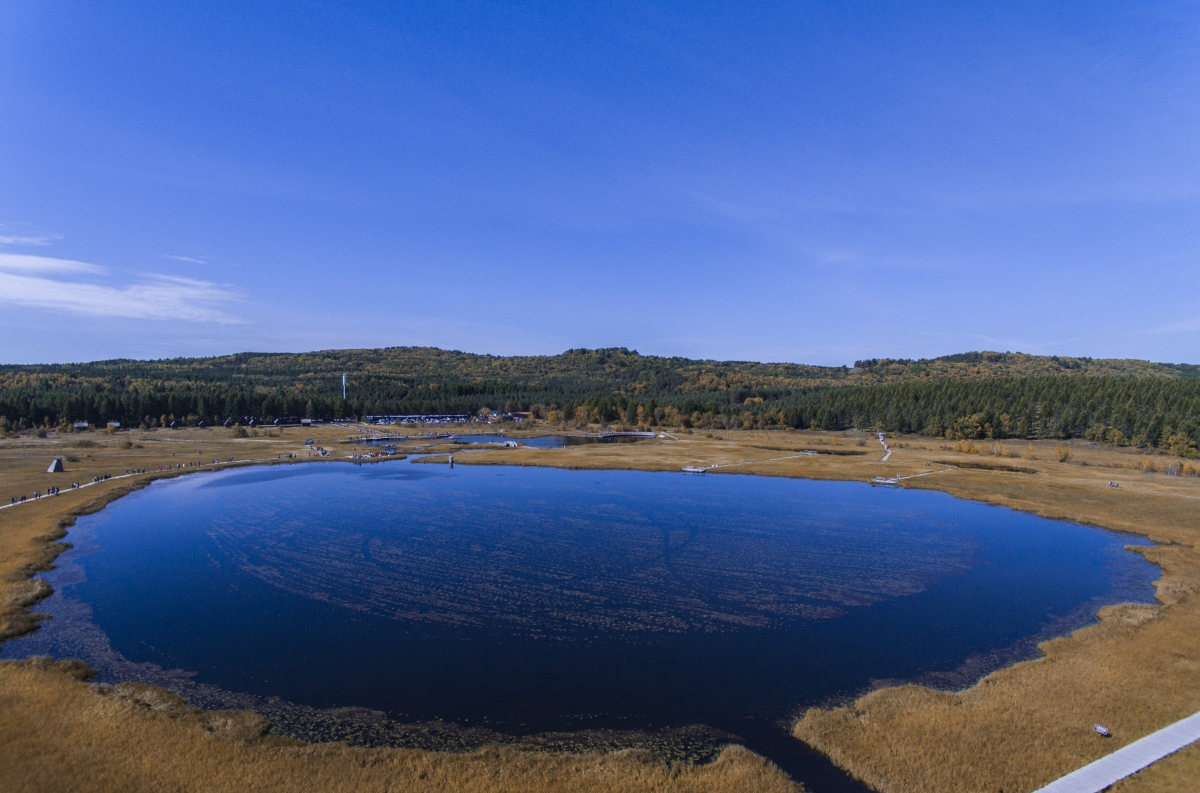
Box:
[46,458,64,473]
[73,422,89,432]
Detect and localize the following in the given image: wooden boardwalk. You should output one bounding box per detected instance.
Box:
[1032,710,1200,793]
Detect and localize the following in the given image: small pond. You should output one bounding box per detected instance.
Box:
[359,433,651,448]
[2,461,1158,788]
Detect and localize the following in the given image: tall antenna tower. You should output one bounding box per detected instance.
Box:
[342,373,347,401]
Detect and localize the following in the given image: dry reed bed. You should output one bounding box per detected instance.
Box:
[0,660,793,793]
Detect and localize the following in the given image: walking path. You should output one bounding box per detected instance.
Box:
[871,467,957,485]
[0,449,342,512]
[1115,486,1200,500]
[1032,711,1200,793]
[704,453,820,471]
[1004,473,1200,502]
[0,458,257,511]
[896,467,955,480]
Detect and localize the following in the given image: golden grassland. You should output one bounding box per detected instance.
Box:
[2,424,1199,792]
[2,658,793,793]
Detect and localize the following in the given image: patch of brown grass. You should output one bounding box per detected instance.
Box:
[0,660,796,793]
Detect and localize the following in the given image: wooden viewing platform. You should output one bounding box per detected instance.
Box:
[1032,710,1200,793]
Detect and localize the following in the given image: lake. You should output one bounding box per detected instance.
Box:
[361,432,651,448]
[2,460,1158,788]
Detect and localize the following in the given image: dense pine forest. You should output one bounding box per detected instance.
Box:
[0,348,1197,454]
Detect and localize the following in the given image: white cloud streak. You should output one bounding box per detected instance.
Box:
[0,233,63,246]
[0,253,107,275]
[164,254,209,265]
[0,254,242,323]
[1142,316,1200,336]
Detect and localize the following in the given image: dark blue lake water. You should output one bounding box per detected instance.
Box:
[456,433,646,448]
[3,461,1157,787]
[363,433,648,448]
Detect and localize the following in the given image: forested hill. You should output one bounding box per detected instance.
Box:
[1,347,1197,452]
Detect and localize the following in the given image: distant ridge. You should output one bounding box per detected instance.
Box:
[4,346,1196,383]
[0,348,1197,453]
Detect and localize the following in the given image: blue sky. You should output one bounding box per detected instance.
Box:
[2,1,1198,365]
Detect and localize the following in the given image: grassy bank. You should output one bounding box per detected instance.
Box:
[1,658,793,793]
[3,424,1198,791]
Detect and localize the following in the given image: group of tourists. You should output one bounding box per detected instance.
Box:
[9,481,83,504]
[7,451,308,511]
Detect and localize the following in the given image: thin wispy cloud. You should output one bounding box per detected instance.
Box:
[0,254,242,323]
[810,248,954,273]
[0,253,107,275]
[0,232,63,246]
[1141,316,1200,336]
[164,254,209,265]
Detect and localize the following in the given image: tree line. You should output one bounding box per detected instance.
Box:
[0,348,1196,455]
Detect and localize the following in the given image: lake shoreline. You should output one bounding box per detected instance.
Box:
[1,425,1197,792]
[438,434,1200,790]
